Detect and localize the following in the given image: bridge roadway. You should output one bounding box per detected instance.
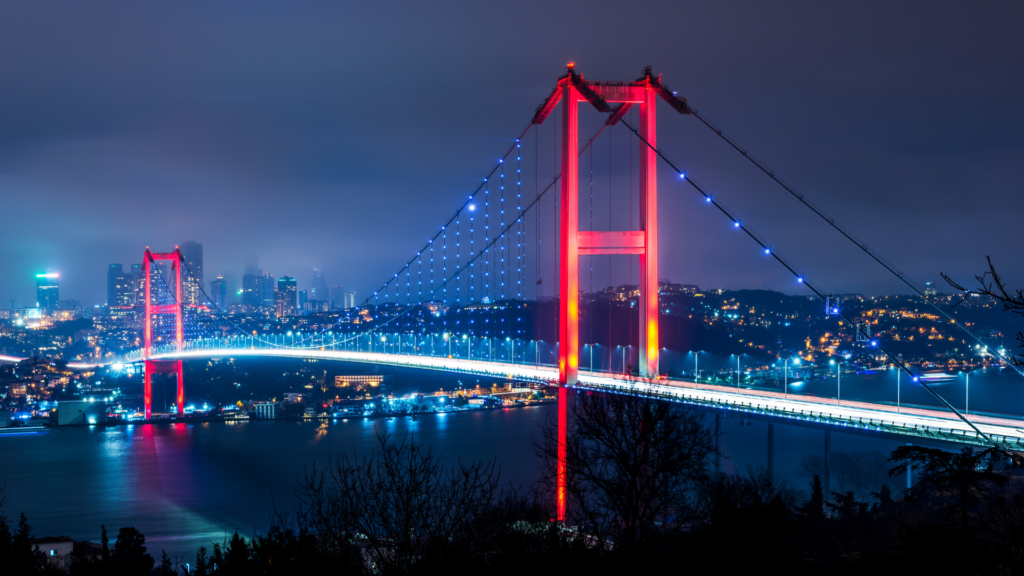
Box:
[146,347,1024,451]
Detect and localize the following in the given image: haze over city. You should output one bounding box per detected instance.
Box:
[1,1,1021,307]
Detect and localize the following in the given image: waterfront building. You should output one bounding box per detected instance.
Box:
[253,401,278,419]
[334,374,383,390]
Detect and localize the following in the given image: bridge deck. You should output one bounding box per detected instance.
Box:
[147,347,1024,450]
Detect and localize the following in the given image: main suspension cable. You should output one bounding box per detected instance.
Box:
[615,115,993,443]
[687,106,1023,378]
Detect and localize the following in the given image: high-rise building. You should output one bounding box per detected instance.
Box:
[210,276,228,310]
[298,290,308,315]
[345,291,356,310]
[310,269,329,302]
[107,264,123,305]
[330,286,345,310]
[242,269,261,307]
[260,273,276,308]
[275,276,297,318]
[179,241,203,305]
[113,272,136,306]
[129,264,143,304]
[36,273,59,310]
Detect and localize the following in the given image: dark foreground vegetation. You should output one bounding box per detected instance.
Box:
[4,391,1024,575]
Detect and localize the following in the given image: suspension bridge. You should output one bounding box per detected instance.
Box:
[68,65,1024,520]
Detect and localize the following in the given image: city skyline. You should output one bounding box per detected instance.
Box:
[0,2,1021,307]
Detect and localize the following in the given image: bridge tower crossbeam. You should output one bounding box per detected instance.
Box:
[143,247,185,419]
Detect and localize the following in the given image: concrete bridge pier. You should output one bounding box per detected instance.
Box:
[767,423,775,480]
[824,430,831,506]
[714,413,722,474]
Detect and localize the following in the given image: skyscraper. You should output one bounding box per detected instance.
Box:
[345,291,356,309]
[36,273,59,310]
[130,264,143,305]
[210,276,228,310]
[107,264,123,305]
[310,269,329,302]
[114,272,136,306]
[298,290,308,315]
[179,241,203,305]
[275,276,297,318]
[242,260,261,308]
[330,286,345,310]
[260,272,276,308]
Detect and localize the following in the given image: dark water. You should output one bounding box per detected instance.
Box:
[2,366,1021,561]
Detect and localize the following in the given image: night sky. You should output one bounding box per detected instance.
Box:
[1,1,1021,307]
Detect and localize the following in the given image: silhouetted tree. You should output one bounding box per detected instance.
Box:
[536,392,715,560]
[294,432,512,575]
[944,256,1024,365]
[800,475,825,520]
[889,445,1022,533]
[109,527,153,575]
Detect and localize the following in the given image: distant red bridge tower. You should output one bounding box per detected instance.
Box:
[143,247,185,419]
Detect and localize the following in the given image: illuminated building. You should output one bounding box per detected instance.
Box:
[35,273,59,310]
[298,290,308,315]
[113,272,136,306]
[330,286,345,309]
[210,276,228,310]
[311,269,329,302]
[345,291,356,309]
[179,241,203,305]
[253,401,278,419]
[334,374,384,389]
[129,264,143,304]
[260,273,276,308]
[107,264,122,305]
[242,268,261,307]
[275,276,297,318]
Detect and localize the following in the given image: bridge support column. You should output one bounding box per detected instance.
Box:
[906,443,913,490]
[637,79,658,379]
[558,81,580,387]
[714,412,721,474]
[824,430,831,510]
[145,359,185,419]
[557,387,568,522]
[767,423,774,480]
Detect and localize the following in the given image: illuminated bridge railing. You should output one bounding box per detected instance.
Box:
[120,335,1024,450]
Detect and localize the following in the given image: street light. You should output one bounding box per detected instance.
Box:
[783,356,800,397]
[830,358,841,403]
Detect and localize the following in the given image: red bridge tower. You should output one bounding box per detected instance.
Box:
[143,247,185,420]
[533,65,689,521]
